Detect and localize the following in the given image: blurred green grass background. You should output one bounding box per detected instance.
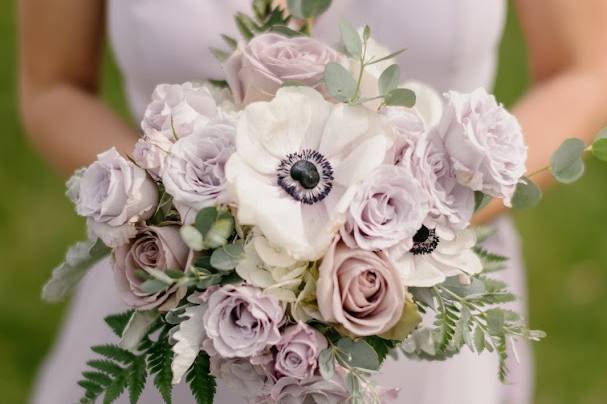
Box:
[1,2,606,403]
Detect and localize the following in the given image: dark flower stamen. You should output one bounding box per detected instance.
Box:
[277,149,333,204]
[410,225,440,255]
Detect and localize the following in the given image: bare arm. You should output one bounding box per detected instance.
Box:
[18,0,139,175]
[474,0,607,223]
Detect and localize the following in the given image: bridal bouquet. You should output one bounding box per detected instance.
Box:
[42,1,607,403]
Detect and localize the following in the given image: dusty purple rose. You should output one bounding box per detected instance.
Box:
[132,130,173,180]
[224,33,342,106]
[203,285,284,358]
[384,107,426,166]
[76,148,158,226]
[113,225,188,311]
[141,82,221,139]
[317,239,405,336]
[262,376,347,404]
[274,322,328,380]
[162,119,235,223]
[340,165,430,251]
[439,88,527,205]
[210,356,274,401]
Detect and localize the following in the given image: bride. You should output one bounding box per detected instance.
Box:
[18,0,607,403]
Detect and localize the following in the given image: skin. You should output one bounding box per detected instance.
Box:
[18,0,607,223]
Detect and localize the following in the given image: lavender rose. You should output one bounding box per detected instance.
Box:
[75,148,158,246]
[274,322,327,380]
[113,225,188,311]
[439,88,527,205]
[203,285,284,358]
[210,356,274,401]
[162,119,235,223]
[141,82,223,139]
[132,130,173,180]
[317,239,405,336]
[263,376,347,404]
[340,165,430,251]
[224,33,342,106]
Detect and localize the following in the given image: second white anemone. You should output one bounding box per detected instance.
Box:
[226,86,392,260]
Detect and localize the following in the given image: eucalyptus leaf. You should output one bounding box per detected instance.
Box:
[287,0,332,19]
[592,138,607,162]
[324,62,356,102]
[210,242,244,271]
[339,20,362,58]
[318,348,335,380]
[195,207,218,236]
[485,308,506,336]
[180,225,204,251]
[384,88,416,107]
[442,277,486,298]
[204,214,235,249]
[345,372,360,395]
[378,64,400,96]
[270,25,305,37]
[336,338,379,370]
[140,279,169,294]
[550,138,586,184]
[511,176,542,209]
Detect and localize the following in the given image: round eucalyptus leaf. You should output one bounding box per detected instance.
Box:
[378,64,400,96]
[511,176,542,209]
[336,338,379,370]
[324,62,356,102]
[287,0,332,19]
[339,20,362,58]
[592,138,607,162]
[180,225,204,251]
[318,348,335,380]
[550,138,586,184]
[384,88,416,108]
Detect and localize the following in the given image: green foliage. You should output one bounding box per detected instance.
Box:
[550,138,586,184]
[383,88,416,107]
[190,207,235,251]
[364,336,398,364]
[339,20,362,58]
[324,62,357,102]
[591,135,607,162]
[378,64,400,96]
[511,176,542,209]
[186,353,216,404]
[209,241,244,271]
[287,0,332,19]
[148,337,174,404]
[105,311,135,338]
[335,337,380,371]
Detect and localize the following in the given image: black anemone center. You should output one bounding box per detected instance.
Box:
[410,226,439,255]
[290,160,320,189]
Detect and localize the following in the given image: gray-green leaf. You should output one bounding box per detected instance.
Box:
[378,64,400,96]
[336,338,379,370]
[287,0,332,19]
[550,138,586,184]
[318,348,335,380]
[210,242,244,271]
[511,176,542,209]
[592,137,607,162]
[384,88,416,107]
[339,20,362,58]
[324,62,356,102]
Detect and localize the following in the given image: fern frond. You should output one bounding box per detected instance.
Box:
[104,311,134,337]
[186,353,216,404]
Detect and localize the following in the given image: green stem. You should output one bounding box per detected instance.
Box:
[351,40,368,103]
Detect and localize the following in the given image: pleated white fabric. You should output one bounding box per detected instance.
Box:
[31,1,533,403]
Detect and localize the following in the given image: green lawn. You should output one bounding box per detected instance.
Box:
[1,2,606,403]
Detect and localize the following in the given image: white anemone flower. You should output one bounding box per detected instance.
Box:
[225,86,391,260]
[388,226,482,287]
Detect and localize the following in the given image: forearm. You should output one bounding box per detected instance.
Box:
[20,82,138,175]
[473,67,607,224]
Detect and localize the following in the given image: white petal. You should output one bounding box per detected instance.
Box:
[253,233,298,268]
[332,135,390,186]
[389,252,445,287]
[432,248,483,276]
[403,80,444,129]
[171,305,207,384]
[88,219,136,248]
[120,310,160,352]
[437,228,477,255]
[318,103,372,158]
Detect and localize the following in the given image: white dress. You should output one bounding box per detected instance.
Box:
[31,1,532,403]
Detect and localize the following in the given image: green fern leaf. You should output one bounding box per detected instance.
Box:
[86,359,124,377]
[92,345,137,364]
[128,357,147,404]
[186,353,216,404]
[148,338,174,404]
[103,374,128,404]
[105,311,134,337]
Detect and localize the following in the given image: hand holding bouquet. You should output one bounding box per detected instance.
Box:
[43,1,607,403]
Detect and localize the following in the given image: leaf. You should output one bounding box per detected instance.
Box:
[287,0,332,19]
[550,138,586,184]
[511,176,542,209]
[181,225,204,251]
[221,34,238,49]
[42,237,110,302]
[105,311,135,338]
[171,305,207,384]
[362,25,371,42]
[380,298,422,341]
[485,308,506,336]
[140,278,169,294]
[120,310,160,352]
[378,64,400,96]
[92,345,137,365]
[441,277,486,298]
[194,207,218,236]
[103,374,128,404]
[339,20,362,58]
[204,213,235,249]
[210,242,244,271]
[324,62,356,102]
[318,348,335,380]
[592,137,607,162]
[409,287,435,310]
[364,336,398,364]
[87,360,124,377]
[336,338,380,370]
[253,0,273,20]
[270,25,305,37]
[473,325,486,353]
[210,47,230,63]
[384,88,416,107]
[235,13,259,40]
[148,338,174,404]
[186,353,217,404]
[474,191,492,212]
[127,357,147,404]
[345,372,360,395]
